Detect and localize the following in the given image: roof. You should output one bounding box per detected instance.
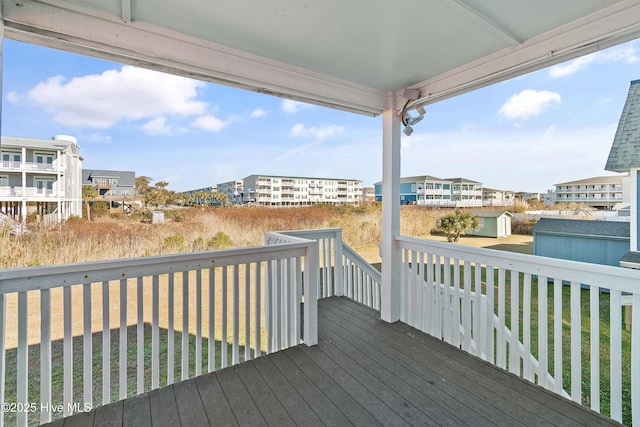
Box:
[243,174,361,183]
[446,178,482,184]
[532,218,630,238]
[470,210,513,218]
[554,174,626,186]
[82,169,136,186]
[620,251,640,268]
[606,79,640,172]
[373,175,457,186]
[3,1,639,116]
[1,136,77,151]
[482,187,513,193]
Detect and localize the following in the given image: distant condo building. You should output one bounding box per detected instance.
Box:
[217,175,363,206]
[374,175,484,207]
[544,175,628,209]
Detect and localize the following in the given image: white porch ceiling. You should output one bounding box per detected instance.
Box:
[2,0,640,115]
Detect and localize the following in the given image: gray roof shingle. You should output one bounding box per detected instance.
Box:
[605,79,640,172]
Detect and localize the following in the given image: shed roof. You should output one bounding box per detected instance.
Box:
[605,79,640,172]
[532,218,630,238]
[471,210,513,218]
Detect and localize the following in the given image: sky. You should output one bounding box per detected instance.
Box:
[2,38,640,193]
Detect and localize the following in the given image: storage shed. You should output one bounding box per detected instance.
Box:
[533,218,629,266]
[469,211,512,238]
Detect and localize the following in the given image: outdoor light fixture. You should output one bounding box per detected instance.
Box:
[399,89,426,136]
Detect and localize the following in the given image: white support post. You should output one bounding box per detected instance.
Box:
[334,229,344,296]
[631,168,638,252]
[304,241,319,346]
[380,109,401,323]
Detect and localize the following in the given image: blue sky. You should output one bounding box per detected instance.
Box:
[2,38,639,193]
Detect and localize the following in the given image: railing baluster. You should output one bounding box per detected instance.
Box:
[433,255,441,338]
[102,281,111,404]
[208,268,216,372]
[63,286,72,417]
[423,252,431,334]
[553,278,563,395]
[509,270,519,375]
[119,279,127,400]
[17,291,28,426]
[275,260,282,351]
[182,271,190,380]
[136,277,144,394]
[485,266,494,364]
[245,264,251,362]
[0,294,5,427]
[570,281,581,403]
[151,275,159,390]
[254,263,261,358]
[590,285,600,413]
[462,261,472,352]
[538,276,548,389]
[167,273,174,384]
[40,289,51,425]
[196,269,203,376]
[265,262,272,354]
[453,259,461,348]
[474,262,482,357]
[222,267,228,366]
[523,273,532,381]
[497,268,506,369]
[610,289,622,422]
[442,257,451,343]
[232,265,240,365]
[411,250,418,329]
[83,283,92,406]
[295,257,302,344]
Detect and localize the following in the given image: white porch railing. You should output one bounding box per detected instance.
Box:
[396,235,640,425]
[0,238,318,427]
[272,228,381,310]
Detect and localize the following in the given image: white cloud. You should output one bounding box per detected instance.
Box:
[281,99,312,114]
[498,89,561,120]
[142,116,176,135]
[250,108,268,118]
[6,91,20,104]
[290,123,344,140]
[549,43,638,78]
[26,65,208,128]
[191,115,229,132]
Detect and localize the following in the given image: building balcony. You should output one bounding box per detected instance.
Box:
[0,161,61,173]
[0,229,637,426]
[0,187,62,198]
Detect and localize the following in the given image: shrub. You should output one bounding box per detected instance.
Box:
[163,234,185,249]
[207,231,234,249]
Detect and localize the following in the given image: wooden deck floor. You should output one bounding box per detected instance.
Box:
[47,297,621,427]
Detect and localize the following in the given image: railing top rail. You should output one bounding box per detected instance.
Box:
[276,228,341,239]
[0,242,311,294]
[396,234,640,293]
[342,244,381,282]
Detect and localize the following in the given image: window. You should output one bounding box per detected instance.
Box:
[0,175,8,186]
[411,184,416,192]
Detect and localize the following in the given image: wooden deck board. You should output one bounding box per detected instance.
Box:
[50,297,621,426]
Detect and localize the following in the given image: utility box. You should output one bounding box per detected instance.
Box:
[151,211,165,224]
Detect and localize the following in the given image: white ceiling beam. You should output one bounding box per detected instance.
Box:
[439,0,522,46]
[1,0,389,116]
[401,0,640,111]
[121,0,131,24]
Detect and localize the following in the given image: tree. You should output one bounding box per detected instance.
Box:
[135,176,152,196]
[82,185,98,221]
[436,209,479,242]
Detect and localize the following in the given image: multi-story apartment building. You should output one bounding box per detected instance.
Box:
[482,187,516,207]
[0,135,83,222]
[227,175,363,206]
[544,175,628,209]
[374,175,483,207]
[216,180,244,204]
